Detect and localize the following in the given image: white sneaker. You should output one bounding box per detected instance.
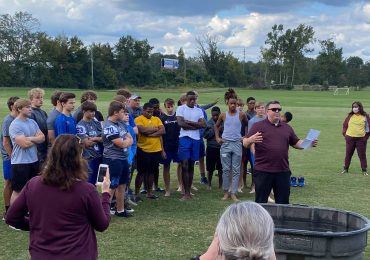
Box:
[9,225,20,231]
[268,196,275,203]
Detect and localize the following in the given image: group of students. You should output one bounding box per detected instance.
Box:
[1,87,295,219]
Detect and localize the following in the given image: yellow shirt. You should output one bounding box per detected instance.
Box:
[135,115,163,152]
[346,114,366,137]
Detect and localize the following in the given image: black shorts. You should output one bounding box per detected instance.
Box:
[206,147,222,172]
[137,148,161,176]
[11,162,40,192]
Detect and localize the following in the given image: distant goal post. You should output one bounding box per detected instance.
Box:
[333,87,349,96]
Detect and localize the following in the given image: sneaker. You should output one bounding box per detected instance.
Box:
[363,171,368,176]
[127,198,138,206]
[8,225,20,231]
[134,196,143,203]
[290,177,297,187]
[298,177,305,187]
[110,207,116,215]
[340,168,348,174]
[140,189,147,194]
[268,196,275,203]
[146,194,159,200]
[125,207,134,213]
[200,176,208,185]
[155,187,165,192]
[191,185,198,191]
[115,210,132,218]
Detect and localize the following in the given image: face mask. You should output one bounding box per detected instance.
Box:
[353,107,359,113]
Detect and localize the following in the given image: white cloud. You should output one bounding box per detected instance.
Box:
[164,27,192,41]
[162,45,176,54]
[207,15,230,34]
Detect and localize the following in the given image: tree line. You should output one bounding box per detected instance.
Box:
[1,11,370,89]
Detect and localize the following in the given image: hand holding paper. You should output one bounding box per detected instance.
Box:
[301,129,320,149]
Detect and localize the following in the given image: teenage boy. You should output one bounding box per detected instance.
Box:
[76,101,103,185]
[47,91,63,144]
[54,92,77,137]
[1,96,19,217]
[246,101,266,193]
[134,103,165,199]
[160,98,181,196]
[149,98,164,192]
[176,91,206,200]
[28,88,48,164]
[73,91,104,124]
[245,97,256,120]
[102,101,133,217]
[9,99,45,204]
[203,106,222,190]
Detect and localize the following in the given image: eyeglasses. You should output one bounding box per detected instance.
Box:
[268,108,282,113]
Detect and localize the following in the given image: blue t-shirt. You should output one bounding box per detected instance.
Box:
[9,118,40,164]
[102,120,129,160]
[54,113,77,137]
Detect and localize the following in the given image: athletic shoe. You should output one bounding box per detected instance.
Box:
[340,168,348,174]
[363,171,368,176]
[133,195,143,203]
[290,177,297,187]
[298,177,305,187]
[200,176,208,185]
[155,187,165,192]
[127,198,138,206]
[268,196,275,203]
[110,207,116,215]
[115,211,132,218]
[9,225,20,231]
[140,189,147,194]
[146,194,159,200]
[191,185,198,191]
[125,207,134,213]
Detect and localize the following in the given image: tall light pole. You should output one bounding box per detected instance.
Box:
[90,45,94,89]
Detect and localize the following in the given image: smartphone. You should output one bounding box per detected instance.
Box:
[96,164,108,185]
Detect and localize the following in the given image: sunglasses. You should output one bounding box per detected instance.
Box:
[268,108,282,113]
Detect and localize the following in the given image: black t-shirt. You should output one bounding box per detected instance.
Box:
[160,113,180,152]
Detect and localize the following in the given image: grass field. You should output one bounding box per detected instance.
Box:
[1,87,370,259]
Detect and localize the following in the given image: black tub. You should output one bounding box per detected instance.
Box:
[261,204,370,260]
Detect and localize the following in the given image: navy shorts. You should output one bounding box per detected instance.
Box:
[199,140,205,158]
[137,148,162,175]
[178,136,200,161]
[103,158,129,189]
[87,157,102,185]
[160,150,180,166]
[2,159,12,180]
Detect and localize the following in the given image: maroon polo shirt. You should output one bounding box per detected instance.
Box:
[247,118,299,173]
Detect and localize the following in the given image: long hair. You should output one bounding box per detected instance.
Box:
[224,88,238,104]
[349,101,366,116]
[41,134,88,190]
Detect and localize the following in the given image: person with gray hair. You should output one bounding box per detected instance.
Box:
[195,201,276,260]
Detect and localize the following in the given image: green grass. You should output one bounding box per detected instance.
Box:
[1,87,370,259]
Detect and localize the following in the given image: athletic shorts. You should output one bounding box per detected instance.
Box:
[178,136,200,161]
[2,159,12,180]
[199,140,206,158]
[137,148,161,175]
[11,161,40,192]
[103,158,129,189]
[206,147,222,172]
[160,150,180,166]
[87,157,102,185]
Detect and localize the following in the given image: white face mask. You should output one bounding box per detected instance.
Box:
[353,107,359,113]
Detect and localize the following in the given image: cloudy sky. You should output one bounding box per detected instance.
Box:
[1,0,370,61]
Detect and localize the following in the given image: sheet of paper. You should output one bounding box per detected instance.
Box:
[301,129,320,150]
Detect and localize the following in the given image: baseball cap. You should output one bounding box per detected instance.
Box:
[129,94,141,100]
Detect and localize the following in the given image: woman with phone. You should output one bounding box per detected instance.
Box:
[6,134,111,260]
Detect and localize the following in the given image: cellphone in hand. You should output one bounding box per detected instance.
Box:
[96,164,108,185]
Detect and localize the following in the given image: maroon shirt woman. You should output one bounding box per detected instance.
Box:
[6,134,111,260]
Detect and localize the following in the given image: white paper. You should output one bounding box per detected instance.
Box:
[300,129,320,150]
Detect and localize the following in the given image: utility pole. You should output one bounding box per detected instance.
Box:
[91,45,94,89]
[243,48,245,73]
[184,58,187,84]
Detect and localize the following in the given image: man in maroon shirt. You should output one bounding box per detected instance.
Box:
[244,101,317,204]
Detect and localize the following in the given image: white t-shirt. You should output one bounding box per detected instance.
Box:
[176,105,204,140]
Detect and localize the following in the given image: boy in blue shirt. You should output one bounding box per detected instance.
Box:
[54,92,77,137]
